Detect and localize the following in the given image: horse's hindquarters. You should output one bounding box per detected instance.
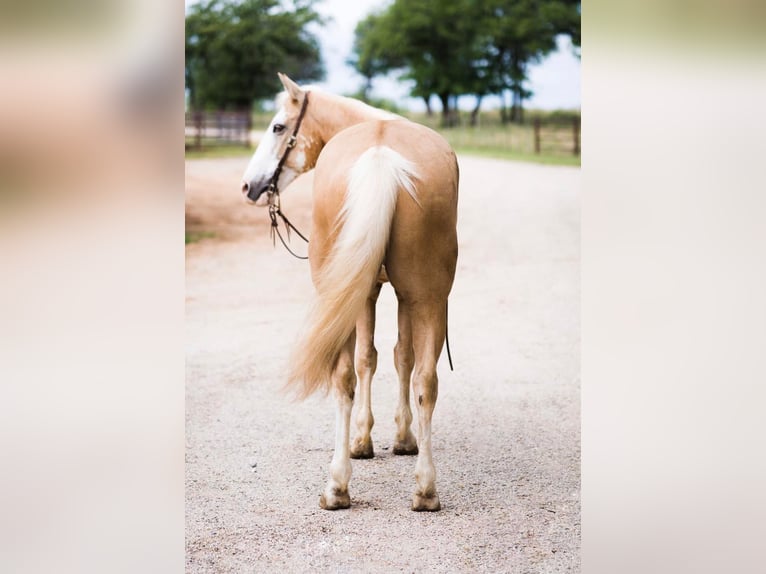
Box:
[309,118,458,511]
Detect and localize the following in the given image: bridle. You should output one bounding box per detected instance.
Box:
[266,92,311,260]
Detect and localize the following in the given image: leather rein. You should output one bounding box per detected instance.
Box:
[266,92,311,260]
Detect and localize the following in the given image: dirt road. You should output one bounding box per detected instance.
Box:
[185,155,580,572]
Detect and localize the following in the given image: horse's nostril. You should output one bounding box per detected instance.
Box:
[242,181,250,195]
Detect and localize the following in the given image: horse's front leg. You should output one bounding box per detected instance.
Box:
[319,333,357,510]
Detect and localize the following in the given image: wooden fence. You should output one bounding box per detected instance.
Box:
[533,117,580,156]
[185,110,252,150]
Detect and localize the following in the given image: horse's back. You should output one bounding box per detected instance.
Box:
[313,119,459,300]
[315,119,458,208]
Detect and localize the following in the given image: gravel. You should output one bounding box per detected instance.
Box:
[186,155,580,573]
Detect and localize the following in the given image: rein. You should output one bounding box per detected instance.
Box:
[266,92,311,260]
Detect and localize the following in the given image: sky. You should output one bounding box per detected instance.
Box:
[185,0,581,111]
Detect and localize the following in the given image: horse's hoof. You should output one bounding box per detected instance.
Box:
[392,439,418,456]
[319,488,351,510]
[350,438,374,459]
[411,492,441,512]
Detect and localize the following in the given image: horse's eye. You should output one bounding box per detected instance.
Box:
[273,124,286,134]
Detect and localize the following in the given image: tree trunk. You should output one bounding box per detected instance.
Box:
[363,76,373,102]
[511,89,521,124]
[438,93,451,127]
[518,63,528,124]
[470,95,483,127]
[423,95,433,116]
[451,95,460,126]
[500,90,510,124]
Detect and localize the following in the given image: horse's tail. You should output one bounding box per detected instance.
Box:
[287,146,419,399]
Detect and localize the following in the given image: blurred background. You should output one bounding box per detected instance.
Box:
[184,0,582,165]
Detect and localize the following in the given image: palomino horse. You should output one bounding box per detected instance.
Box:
[242,73,458,511]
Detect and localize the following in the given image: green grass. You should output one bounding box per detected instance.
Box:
[185,145,254,160]
[185,230,216,244]
[453,146,580,166]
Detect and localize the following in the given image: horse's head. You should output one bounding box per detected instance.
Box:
[241,73,319,206]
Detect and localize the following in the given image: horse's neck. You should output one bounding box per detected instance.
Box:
[311,92,396,143]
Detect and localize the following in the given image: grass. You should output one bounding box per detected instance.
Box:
[185,230,216,244]
[411,110,580,166]
[452,145,581,166]
[439,124,580,166]
[185,146,253,160]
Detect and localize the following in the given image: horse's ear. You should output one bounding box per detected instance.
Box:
[277,72,303,102]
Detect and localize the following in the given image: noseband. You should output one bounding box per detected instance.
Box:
[267,92,310,260]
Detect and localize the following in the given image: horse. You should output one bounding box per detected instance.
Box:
[241,73,458,511]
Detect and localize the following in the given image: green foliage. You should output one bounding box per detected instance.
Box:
[351,0,580,124]
[186,0,324,110]
[347,12,403,99]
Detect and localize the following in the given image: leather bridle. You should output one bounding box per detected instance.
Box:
[266,92,310,260]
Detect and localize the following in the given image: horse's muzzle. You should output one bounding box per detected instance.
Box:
[242,180,269,204]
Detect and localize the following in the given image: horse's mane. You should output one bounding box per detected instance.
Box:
[275,87,398,121]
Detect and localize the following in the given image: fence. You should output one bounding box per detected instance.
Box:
[432,116,580,159]
[185,109,580,158]
[533,117,580,156]
[185,110,252,150]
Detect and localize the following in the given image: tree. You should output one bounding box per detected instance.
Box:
[185,0,324,110]
[350,0,580,125]
[347,12,402,102]
[351,0,484,126]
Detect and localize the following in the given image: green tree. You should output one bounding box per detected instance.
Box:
[352,0,484,126]
[481,0,580,123]
[347,12,401,102]
[185,0,324,110]
[350,0,580,125]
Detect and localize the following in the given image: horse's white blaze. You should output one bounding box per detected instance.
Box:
[241,107,301,204]
[242,107,284,184]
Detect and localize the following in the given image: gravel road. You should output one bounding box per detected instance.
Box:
[185,155,580,573]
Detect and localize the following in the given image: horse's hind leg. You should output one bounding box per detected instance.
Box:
[319,333,357,510]
[393,298,418,455]
[410,301,446,511]
[350,283,382,459]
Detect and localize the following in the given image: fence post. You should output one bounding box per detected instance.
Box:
[573,117,580,156]
[245,111,252,148]
[533,118,541,154]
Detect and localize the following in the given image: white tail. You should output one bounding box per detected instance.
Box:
[288,146,419,398]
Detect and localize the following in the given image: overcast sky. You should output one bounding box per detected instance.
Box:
[186,0,581,111]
